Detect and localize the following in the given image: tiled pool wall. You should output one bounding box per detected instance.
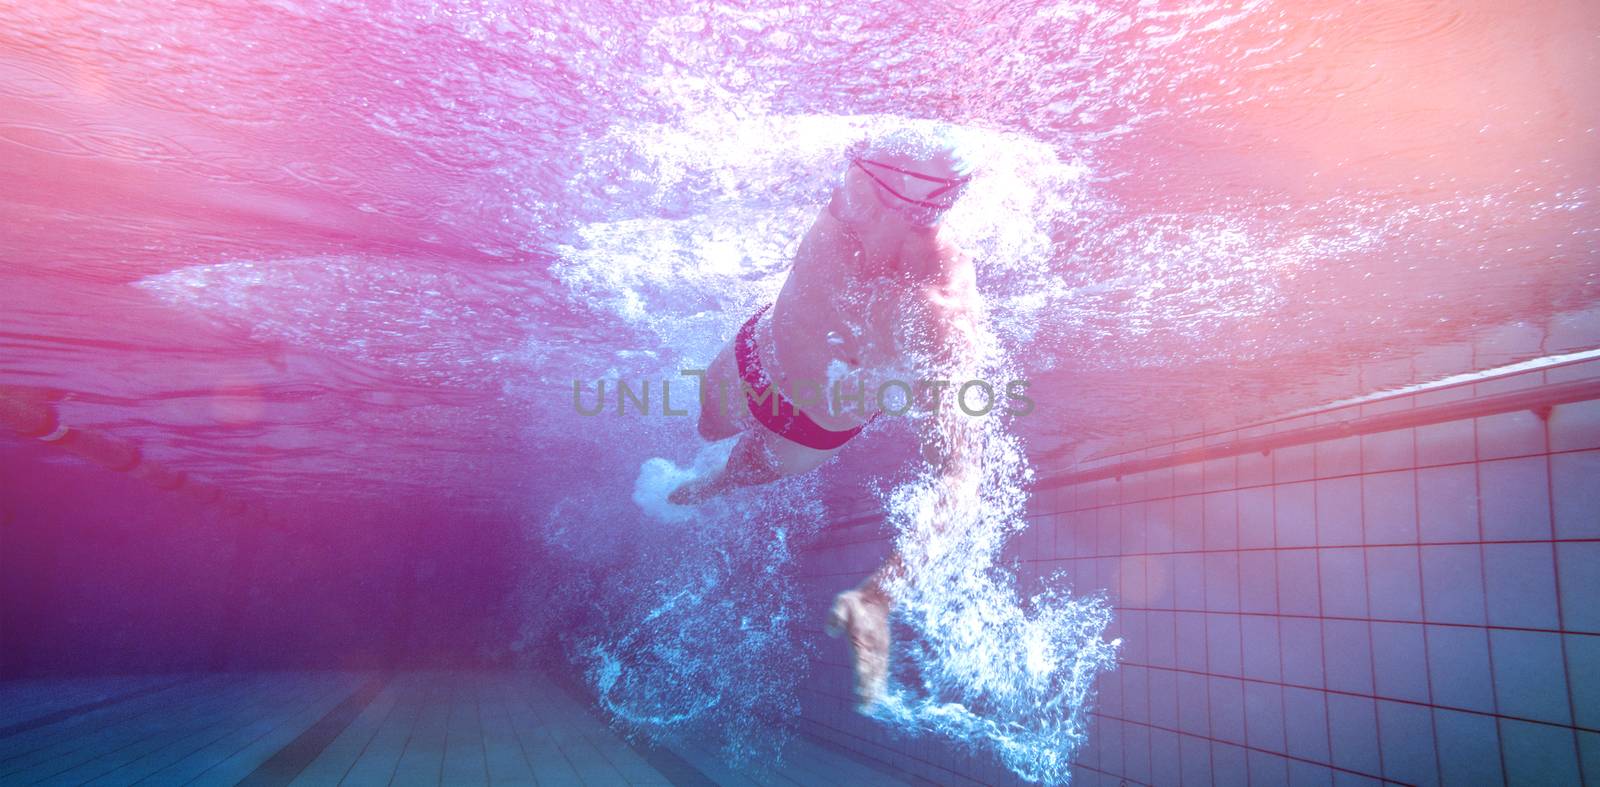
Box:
[797,354,1600,786]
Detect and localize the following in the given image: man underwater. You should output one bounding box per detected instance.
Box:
[651,126,988,710]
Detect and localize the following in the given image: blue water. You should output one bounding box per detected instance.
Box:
[3,0,1596,784]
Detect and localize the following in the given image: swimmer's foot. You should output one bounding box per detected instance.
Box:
[666,472,724,505]
[826,586,890,710]
[665,438,739,505]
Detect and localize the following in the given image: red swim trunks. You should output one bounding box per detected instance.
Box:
[735,304,870,451]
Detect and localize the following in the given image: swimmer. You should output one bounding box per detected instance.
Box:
[657,126,986,710]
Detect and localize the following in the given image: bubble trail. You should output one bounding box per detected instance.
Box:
[866,342,1122,785]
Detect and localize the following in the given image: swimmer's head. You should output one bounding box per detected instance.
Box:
[833,126,981,229]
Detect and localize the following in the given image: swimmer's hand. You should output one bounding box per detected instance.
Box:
[636,438,737,515]
[632,458,696,522]
[827,586,890,710]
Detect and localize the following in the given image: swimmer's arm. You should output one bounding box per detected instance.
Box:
[909,286,986,483]
[861,276,984,597]
[912,259,984,470]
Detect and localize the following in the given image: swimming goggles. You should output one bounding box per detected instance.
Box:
[850,158,971,217]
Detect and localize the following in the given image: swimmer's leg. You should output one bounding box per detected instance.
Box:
[827,581,891,710]
[667,428,775,505]
[667,426,835,505]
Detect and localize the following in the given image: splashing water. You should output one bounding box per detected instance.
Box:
[523,460,830,769]
[860,337,1120,785]
[539,119,1124,783]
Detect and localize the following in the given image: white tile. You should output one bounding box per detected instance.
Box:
[1278,551,1322,616]
[1147,467,1176,500]
[1416,418,1476,467]
[1149,727,1181,786]
[1239,449,1273,488]
[1362,428,1415,474]
[1213,741,1248,785]
[1147,611,1176,669]
[1146,498,1175,553]
[1377,700,1440,787]
[1319,548,1368,618]
[1275,443,1315,484]
[1551,450,1600,539]
[1176,612,1208,672]
[1173,495,1203,552]
[1119,610,1148,668]
[1282,686,1331,763]
[1483,543,1561,630]
[1203,491,1238,550]
[1179,733,1211,786]
[1175,461,1203,496]
[1098,671,1124,727]
[1244,682,1286,752]
[1551,399,1600,452]
[1120,502,1147,556]
[1327,693,1382,776]
[1096,557,1119,599]
[1582,731,1600,787]
[1074,511,1099,558]
[1147,554,1175,610]
[1097,506,1121,557]
[1241,615,1282,683]
[1207,613,1243,678]
[1176,673,1210,737]
[1366,546,1423,622]
[1501,718,1583,786]
[1204,552,1240,613]
[1479,457,1553,541]
[1122,664,1149,724]
[1280,618,1324,689]
[1434,709,1503,786]
[1239,487,1275,548]
[1148,666,1178,729]
[1209,676,1246,745]
[1317,477,1364,546]
[1119,555,1149,608]
[1421,544,1487,625]
[1277,481,1317,547]
[1289,760,1336,786]
[1362,470,1417,545]
[1426,625,1497,714]
[1318,435,1363,478]
[1558,542,1600,634]
[1322,619,1375,695]
[1568,634,1600,730]
[1239,551,1278,615]
[1204,456,1237,492]
[1417,465,1479,542]
[1477,411,1548,460]
[1121,474,1148,506]
[1491,629,1572,725]
[1052,513,1076,559]
[1096,477,1121,507]
[1248,750,1290,786]
[1122,721,1151,784]
[1371,622,1430,703]
[1173,553,1205,611]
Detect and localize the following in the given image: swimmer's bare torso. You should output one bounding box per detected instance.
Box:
[765,193,980,429]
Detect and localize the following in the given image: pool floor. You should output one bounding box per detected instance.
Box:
[0,671,916,786]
